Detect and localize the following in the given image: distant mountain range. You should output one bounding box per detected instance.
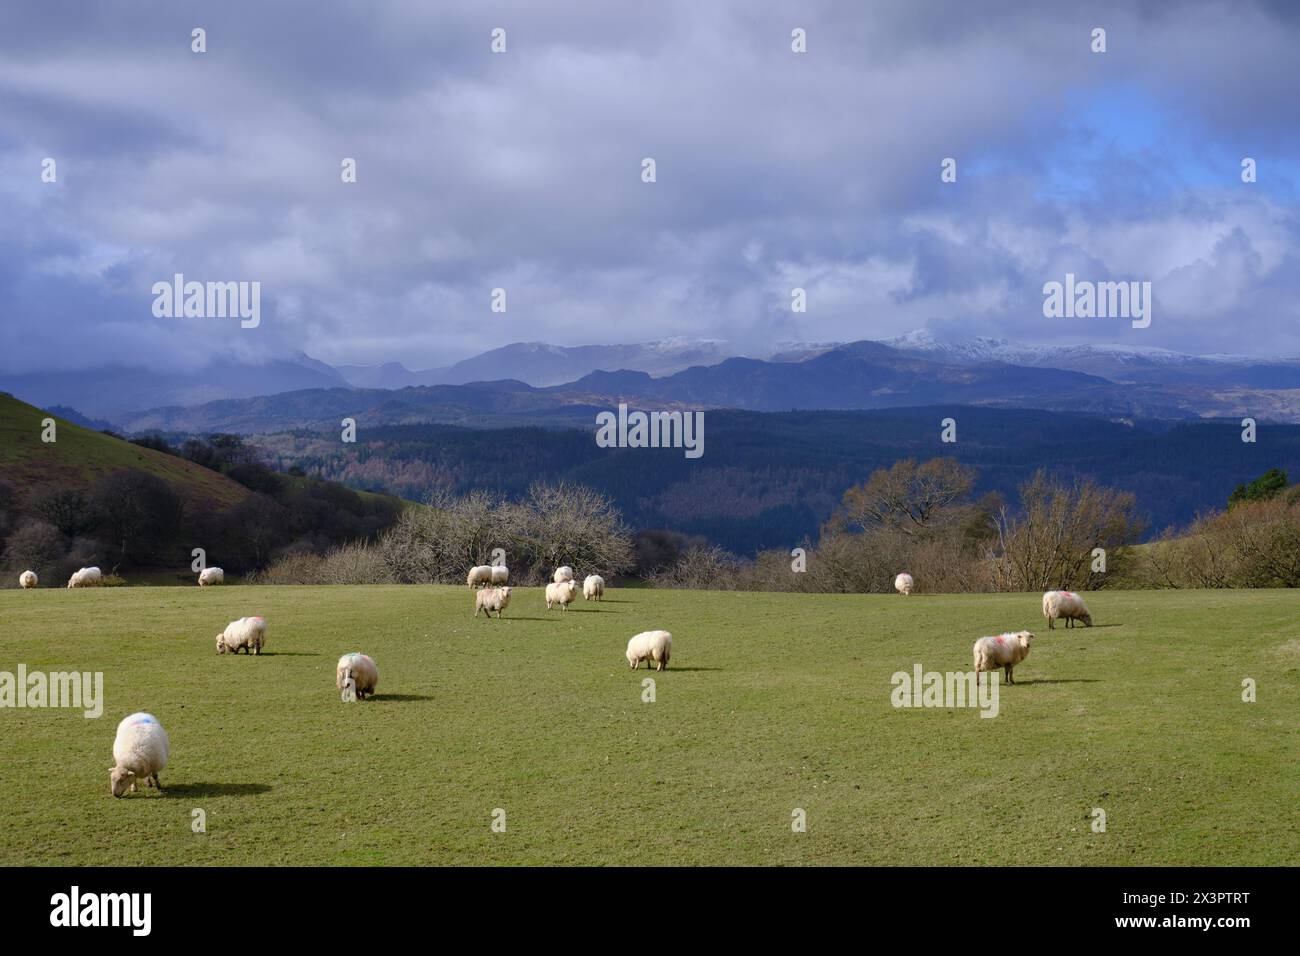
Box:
[336,338,745,389]
[93,336,1300,433]
[6,331,1300,430]
[0,354,346,419]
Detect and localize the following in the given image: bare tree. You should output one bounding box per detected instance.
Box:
[991,471,1143,591]
[839,458,975,535]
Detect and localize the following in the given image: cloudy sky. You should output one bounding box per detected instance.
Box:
[3,0,1299,374]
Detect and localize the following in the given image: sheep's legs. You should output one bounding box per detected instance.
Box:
[1005,666,1014,684]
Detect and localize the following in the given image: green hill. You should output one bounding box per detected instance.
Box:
[0,392,249,509]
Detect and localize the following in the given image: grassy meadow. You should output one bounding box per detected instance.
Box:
[0,584,1295,866]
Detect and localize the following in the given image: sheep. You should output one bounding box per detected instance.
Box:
[583,574,605,601]
[894,572,914,596]
[1042,590,1093,629]
[336,652,379,701]
[545,579,578,611]
[490,565,509,586]
[109,712,169,797]
[552,565,574,584]
[66,566,102,589]
[626,630,672,671]
[467,565,494,588]
[197,567,225,587]
[216,616,266,655]
[973,631,1033,685]
[474,586,511,619]
[18,570,38,589]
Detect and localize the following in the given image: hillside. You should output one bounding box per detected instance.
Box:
[252,407,1300,553]
[0,392,249,510]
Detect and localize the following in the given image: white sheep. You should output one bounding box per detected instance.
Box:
[583,574,605,601]
[553,565,574,584]
[336,652,379,701]
[490,565,509,586]
[626,630,672,671]
[109,712,169,797]
[18,570,38,589]
[894,572,914,596]
[973,631,1033,685]
[216,616,266,655]
[1042,590,1093,629]
[545,579,578,611]
[197,567,225,587]
[67,566,102,589]
[474,586,511,619]
[467,565,494,588]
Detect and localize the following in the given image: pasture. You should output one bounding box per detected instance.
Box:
[0,585,1295,865]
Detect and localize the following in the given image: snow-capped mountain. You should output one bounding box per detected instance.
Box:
[338,338,743,389]
[880,329,1300,384]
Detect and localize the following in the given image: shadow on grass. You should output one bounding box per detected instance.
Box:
[369,693,435,702]
[161,782,272,798]
[1014,678,1102,685]
[501,616,560,622]
[646,667,722,673]
[255,651,321,657]
[1048,624,1122,630]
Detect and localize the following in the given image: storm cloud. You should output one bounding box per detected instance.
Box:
[2,0,1298,373]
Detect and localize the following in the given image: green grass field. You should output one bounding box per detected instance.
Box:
[1,585,1295,866]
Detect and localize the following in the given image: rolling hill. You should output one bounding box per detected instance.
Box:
[251,407,1300,554]
[0,392,250,510]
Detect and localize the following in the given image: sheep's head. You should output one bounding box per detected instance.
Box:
[215,634,227,654]
[499,587,510,599]
[1018,631,1034,647]
[1080,612,1093,627]
[109,767,135,797]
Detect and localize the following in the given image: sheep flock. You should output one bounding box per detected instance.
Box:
[13,554,1103,797]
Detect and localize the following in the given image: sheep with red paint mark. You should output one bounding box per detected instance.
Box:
[973,631,1033,685]
[1042,590,1092,629]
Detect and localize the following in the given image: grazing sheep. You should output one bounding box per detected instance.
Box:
[18,570,38,589]
[336,652,379,701]
[583,574,605,601]
[553,566,574,584]
[626,630,672,671]
[197,567,224,587]
[973,631,1033,685]
[894,572,914,596]
[474,586,511,619]
[545,579,578,611]
[490,566,509,586]
[1042,590,1093,629]
[216,616,266,655]
[66,566,102,589]
[109,713,169,797]
[467,565,494,589]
